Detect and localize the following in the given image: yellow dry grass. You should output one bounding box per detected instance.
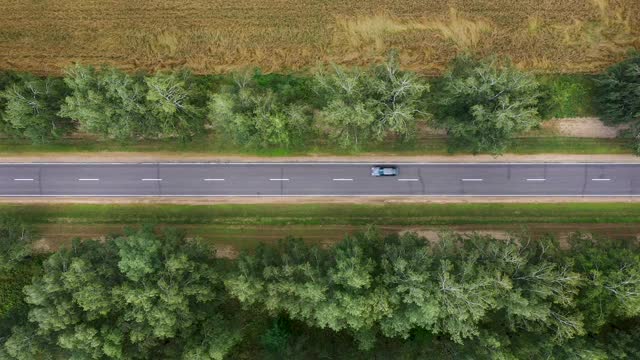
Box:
[0,0,638,75]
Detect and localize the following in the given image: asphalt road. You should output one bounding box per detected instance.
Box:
[1,162,639,197]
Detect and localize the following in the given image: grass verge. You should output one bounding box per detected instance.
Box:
[7,203,640,253]
[0,136,632,156]
[5,203,640,226]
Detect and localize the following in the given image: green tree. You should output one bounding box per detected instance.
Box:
[568,233,640,333]
[433,55,542,154]
[598,323,640,359]
[314,51,428,149]
[226,230,388,350]
[208,72,312,148]
[3,227,239,359]
[594,54,640,125]
[455,232,583,342]
[380,231,583,345]
[0,215,33,273]
[259,317,292,357]
[145,70,206,141]
[425,244,502,343]
[0,75,74,143]
[60,65,151,140]
[378,232,438,338]
[0,323,51,360]
[0,216,39,350]
[228,229,592,352]
[0,71,19,115]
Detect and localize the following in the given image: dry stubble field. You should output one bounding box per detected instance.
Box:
[1,0,639,75]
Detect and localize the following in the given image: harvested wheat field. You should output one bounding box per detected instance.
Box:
[1,0,639,75]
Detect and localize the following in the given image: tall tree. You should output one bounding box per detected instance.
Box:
[451,232,583,342]
[228,229,592,352]
[226,230,388,350]
[145,70,206,141]
[0,75,74,143]
[568,233,640,333]
[313,51,429,149]
[433,55,542,154]
[378,232,438,338]
[3,227,239,360]
[208,71,312,148]
[60,65,150,140]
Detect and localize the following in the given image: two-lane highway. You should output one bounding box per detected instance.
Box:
[1,162,639,197]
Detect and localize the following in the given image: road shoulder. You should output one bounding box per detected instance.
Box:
[0,153,639,163]
[2,196,640,204]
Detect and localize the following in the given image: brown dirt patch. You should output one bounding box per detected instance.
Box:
[213,245,239,259]
[542,117,630,138]
[33,223,640,259]
[400,229,510,242]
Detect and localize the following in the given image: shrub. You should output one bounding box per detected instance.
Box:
[594,53,640,125]
[537,74,596,119]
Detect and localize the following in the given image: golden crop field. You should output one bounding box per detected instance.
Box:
[1,0,639,75]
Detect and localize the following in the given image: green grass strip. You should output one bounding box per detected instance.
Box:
[2,203,640,226]
[0,137,632,156]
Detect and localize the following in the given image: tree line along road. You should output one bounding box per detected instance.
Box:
[0,163,639,197]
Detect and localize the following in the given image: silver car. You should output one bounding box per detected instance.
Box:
[371,166,398,177]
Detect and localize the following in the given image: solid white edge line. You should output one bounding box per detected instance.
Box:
[13,178,34,181]
[78,178,99,181]
[141,179,162,181]
[332,178,353,181]
[591,178,611,181]
[526,178,546,181]
[203,179,225,181]
[0,194,639,197]
[461,179,483,182]
[2,162,640,165]
[269,178,290,181]
[151,162,640,165]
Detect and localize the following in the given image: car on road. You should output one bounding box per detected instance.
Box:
[371,166,398,177]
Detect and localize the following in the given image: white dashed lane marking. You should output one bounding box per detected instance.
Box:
[398,178,419,182]
[332,178,354,181]
[269,178,290,181]
[13,178,34,181]
[204,178,225,181]
[591,178,611,181]
[141,178,162,181]
[526,178,546,181]
[461,178,483,182]
[78,178,99,181]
